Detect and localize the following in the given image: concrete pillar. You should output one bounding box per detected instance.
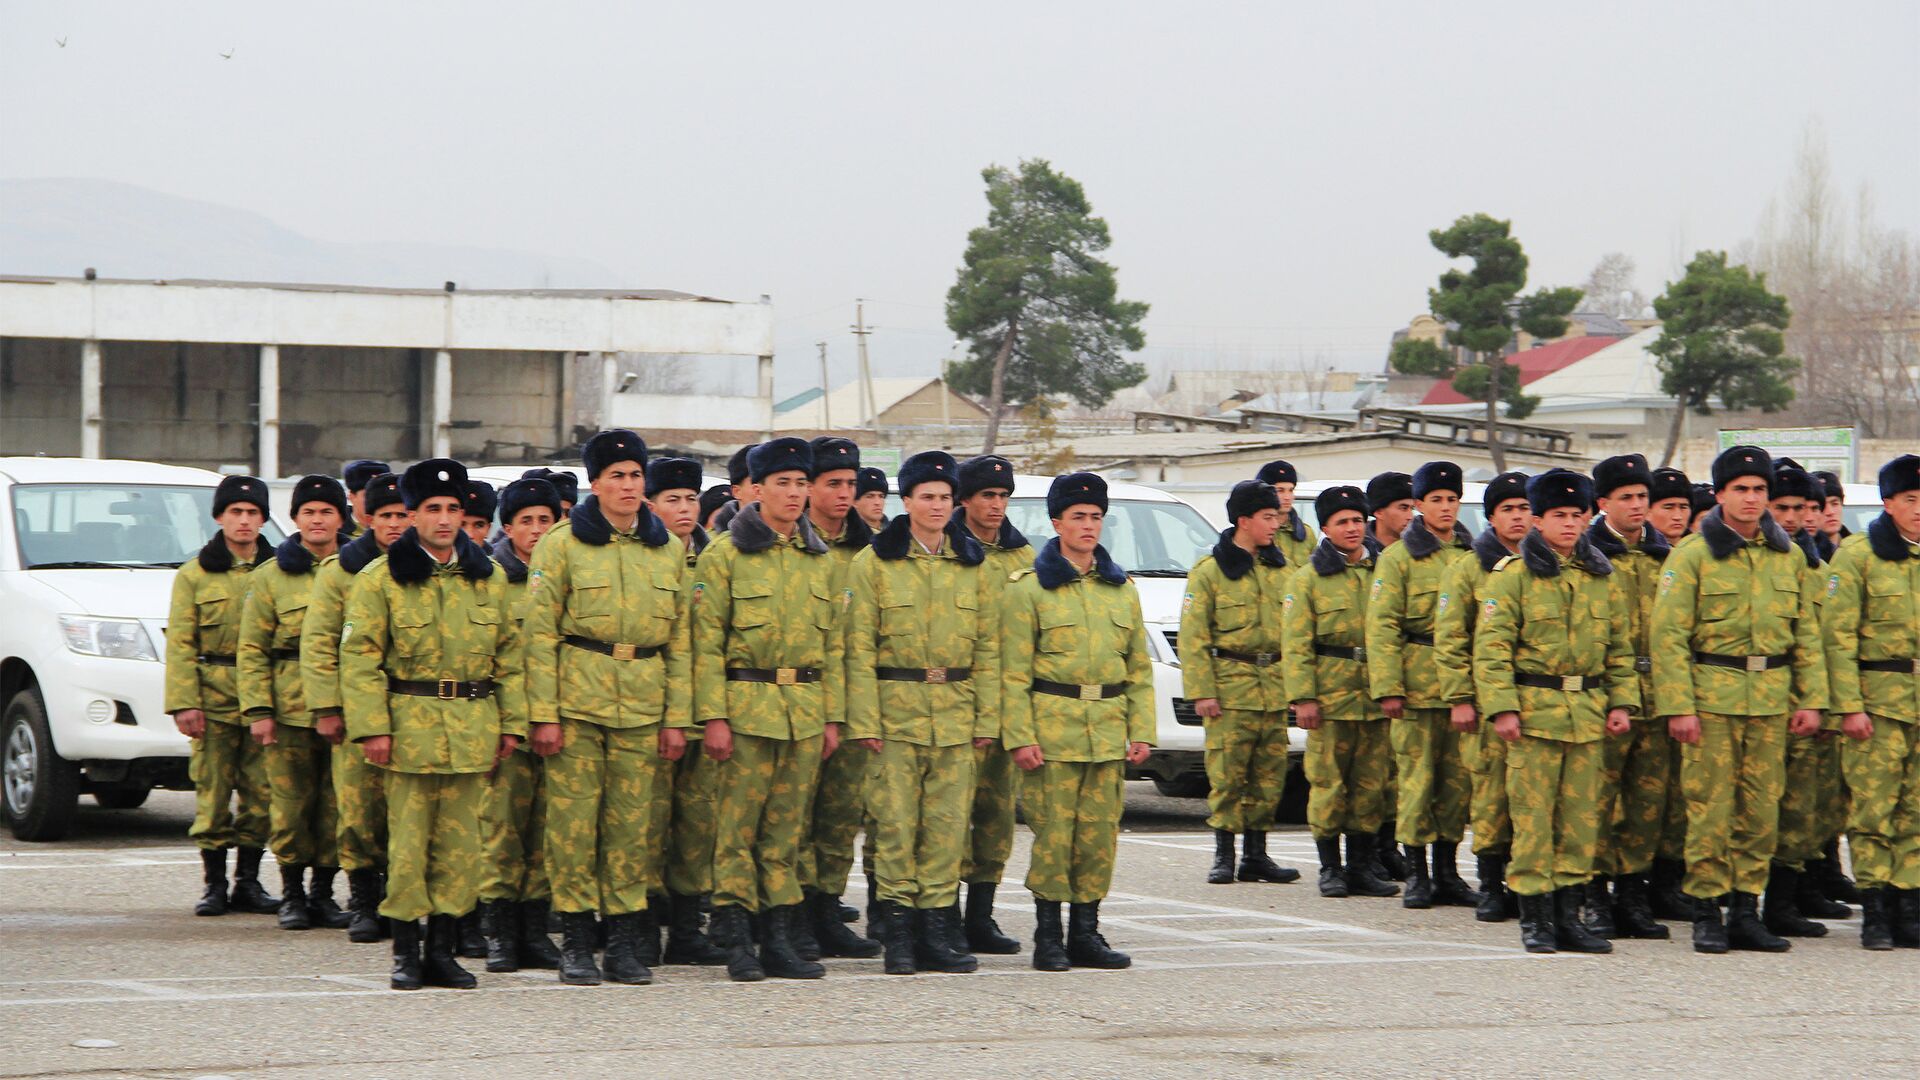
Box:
[757,353,774,438]
[599,352,618,432]
[431,349,453,458]
[257,344,280,478]
[81,339,102,459]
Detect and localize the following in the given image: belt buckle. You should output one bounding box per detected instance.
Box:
[437,679,458,700]
[1745,655,1768,673]
[1078,683,1102,702]
[775,667,798,686]
[612,642,637,661]
[925,667,949,684]
[1635,656,1652,673]
[1256,652,1277,666]
[1353,646,1367,661]
[1561,675,1583,692]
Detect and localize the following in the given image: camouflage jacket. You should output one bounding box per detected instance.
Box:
[1274,508,1318,571]
[1587,515,1672,715]
[299,530,386,720]
[1281,539,1379,722]
[1365,515,1475,708]
[1435,529,1522,705]
[237,536,342,726]
[1179,529,1289,712]
[164,534,273,721]
[955,512,1035,589]
[1822,515,1920,723]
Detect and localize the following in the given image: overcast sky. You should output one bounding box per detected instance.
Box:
[3,1,1915,389]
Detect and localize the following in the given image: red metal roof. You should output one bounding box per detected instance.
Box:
[1420,336,1621,405]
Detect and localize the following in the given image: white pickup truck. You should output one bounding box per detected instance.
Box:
[1,457,282,840]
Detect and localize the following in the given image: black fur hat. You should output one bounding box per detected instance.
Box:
[728,445,756,486]
[362,473,404,516]
[1880,454,1920,499]
[856,467,888,497]
[1255,459,1298,487]
[289,474,349,520]
[1712,445,1773,492]
[645,457,704,498]
[1527,468,1595,516]
[898,450,959,497]
[1412,460,1463,499]
[1483,471,1530,512]
[698,484,733,523]
[1689,483,1717,520]
[583,429,647,481]
[1649,467,1693,505]
[808,437,860,478]
[400,458,468,510]
[1593,454,1652,498]
[748,437,812,482]
[1315,485,1368,526]
[499,477,561,525]
[1226,480,1281,524]
[1047,472,1108,518]
[463,479,499,523]
[1366,471,1414,513]
[1812,470,1845,503]
[958,455,1015,499]
[1771,464,1815,503]
[212,475,270,518]
[342,459,391,493]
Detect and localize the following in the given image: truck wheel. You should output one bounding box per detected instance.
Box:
[1152,775,1210,799]
[2,688,82,841]
[92,786,152,810]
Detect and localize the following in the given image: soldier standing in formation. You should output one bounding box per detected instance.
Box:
[1643,465,1701,919]
[341,459,390,537]
[855,466,891,533]
[1255,459,1318,567]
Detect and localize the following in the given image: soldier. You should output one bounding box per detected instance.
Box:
[1367,461,1480,909]
[1812,470,1850,559]
[708,445,758,534]
[475,477,567,974]
[1435,471,1531,921]
[521,431,690,987]
[1688,483,1717,534]
[1255,460,1318,568]
[462,479,498,547]
[846,451,1002,974]
[522,467,579,516]
[1362,470,1416,881]
[340,458,527,990]
[691,437,845,982]
[342,459,390,537]
[1474,469,1638,954]
[952,454,1031,954]
[1002,473,1154,970]
[1641,465,1698,919]
[1824,454,1920,949]
[238,475,352,931]
[1647,468,1695,547]
[1650,445,1828,954]
[1282,486,1398,899]
[1182,480,1301,887]
[795,437,886,961]
[855,466,890,533]
[1807,467,1862,908]
[700,484,734,533]
[302,472,409,943]
[168,475,281,918]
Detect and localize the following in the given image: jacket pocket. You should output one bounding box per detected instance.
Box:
[879,600,917,638]
[1698,578,1741,622]
[567,569,616,633]
[1038,613,1077,654]
[731,581,773,630]
[466,605,501,654]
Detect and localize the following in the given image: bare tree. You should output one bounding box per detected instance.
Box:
[1580,253,1649,319]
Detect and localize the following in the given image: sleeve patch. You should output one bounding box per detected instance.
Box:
[1826,573,1839,598]
[1483,599,1497,616]
[340,621,354,645]
[1181,592,1194,612]
[1370,578,1384,599]
[1437,593,1450,613]
[1282,594,1294,612]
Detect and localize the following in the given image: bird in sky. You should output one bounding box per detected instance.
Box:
[55,36,67,48]
[219,48,234,60]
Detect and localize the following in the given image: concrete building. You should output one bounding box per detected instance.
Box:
[771,376,986,431]
[0,275,775,476]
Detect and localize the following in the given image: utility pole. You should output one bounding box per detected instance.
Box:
[816,340,831,430]
[852,299,878,431]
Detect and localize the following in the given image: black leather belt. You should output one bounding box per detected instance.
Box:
[197,654,236,667]
[1634,656,1652,673]
[726,667,821,685]
[1693,651,1790,672]
[270,648,300,662]
[1212,647,1279,666]
[1860,658,1920,674]
[388,678,496,700]
[1515,672,1604,692]
[1313,643,1367,661]
[565,635,662,661]
[1402,632,1434,647]
[1032,679,1129,701]
[877,666,971,683]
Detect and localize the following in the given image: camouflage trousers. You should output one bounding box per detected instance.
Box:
[1390,708,1470,845]
[1305,719,1390,839]
[1504,735,1603,897]
[479,749,549,903]
[1841,716,1920,889]
[1024,759,1125,904]
[961,741,1020,885]
[1775,733,1840,870]
[380,771,486,922]
[1817,734,1850,843]
[712,732,823,913]
[1681,713,1787,899]
[662,740,718,897]
[870,741,976,909]
[1657,736,1688,863]
[543,719,660,916]
[333,738,388,871]
[801,734,870,896]
[188,717,270,851]
[265,724,338,867]
[1204,709,1290,833]
[1465,722,1511,854]
[1596,719,1674,876]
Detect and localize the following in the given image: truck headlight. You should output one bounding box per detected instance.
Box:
[59,616,160,661]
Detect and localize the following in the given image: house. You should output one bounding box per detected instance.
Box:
[1418,336,1620,407]
[771,376,986,432]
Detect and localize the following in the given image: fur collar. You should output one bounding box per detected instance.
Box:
[688,525,710,557]
[566,495,670,548]
[197,532,271,574]
[873,515,984,565]
[817,512,873,552]
[1791,529,1822,569]
[1210,527,1286,581]
[727,502,828,556]
[386,528,495,585]
[1033,537,1127,589]
[956,509,1031,552]
[490,535,530,583]
[1814,530,1838,562]
[1520,528,1613,577]
[337,528,385,575]
[1473,526,1519,573]
[1286,508,1309,543]
[1698,506,1792,559]
[1587,516,1672,563]
[711,499,741,535]
[274,532,351,576]
[1401,515,1473,560]
[1311,536,1367,576]
[1868,513,1916,562]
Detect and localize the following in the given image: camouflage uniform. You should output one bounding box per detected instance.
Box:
[1774,534,1836,873]
[1586,518,1675,881]
[960,519,1033,887]
[1436,532,1518,856]
[1274,509,1319,574]
[166,538,273,852]
[1180,533,1292,833]
[658,535,717,901]
[800,517,874,901]
[1283,541,1388,837]
[302,532,390,875]
[479,538,550,906]
[238,539,339,872]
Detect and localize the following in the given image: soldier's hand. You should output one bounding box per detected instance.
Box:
[1193,698,1222,719]
[1449,702,1477,732]
[1293,700,1322,730]
[822,722,842,761]
[249,716,276,746]
[362,735,393,766]
[497,734,521,761]
[1126,741,1151,765]
[1841,712,1873,741]
[173,709,206,738]
[529,722,563,757]
[972,737,994,750]
[1011,745,1044,771]
[1789,709,1823,737]
[858,738,883,753]
[314,713,345,745]
[1604,708,1632,736]
[1667,714,1702,745]
[1379,696,1406,720]
[659,727,687,762]
[704,720,734,761]
[1492,712,1521,743]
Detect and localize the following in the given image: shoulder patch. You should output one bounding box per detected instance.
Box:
[1483,598,1497,617]
[1492,555,1515,572]
[1182,591,1194,613]
[1011,568,1035,581]
[1282,593,1294,612]
[1826,572,1839,598]
[1436,593,1450,613]
[691,582,705,605]
[842,586,853,609]
[528,568,543,593]
[1370,577,1384,599]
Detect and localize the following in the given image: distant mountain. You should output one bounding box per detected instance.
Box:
[0,177,619,288]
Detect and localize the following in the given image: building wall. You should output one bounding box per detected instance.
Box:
[447,350,568,461]
[101,341,259,470]
[279,346,424,474]
[0,337,83,456]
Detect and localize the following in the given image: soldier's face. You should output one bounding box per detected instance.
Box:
[368,506,412,547]
[961,489,1010,532]
[855,491,887,525]
[1324,510,1367,554]
[733,480,761,507]
[1885,491,1920,538]
[1270,482,1296,516]
[649,489,700,540]
[904,483,954,535]
[1488,498,1531,544]
[810,470,857,522]
[1418,491,1460,534]
[216,504,263,546]
[1768,496,1805,532]
[1236,508,1282,548]
[1648,498,1692,542]
[1052,506,1104,556]
[593,461,646,518]
[1598,484,1649,533]
[1719,477,1770,527]
[1375,499,1416,538]
[1821,497,1844,535]
[295,503,342,546]
[414,496,464,554]
[348,490,367,523]
[759,471,810,529]
[506,506,556,557]
[461,517,491,544]
[1537,506,1588,553]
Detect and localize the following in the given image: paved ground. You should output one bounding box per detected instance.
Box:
[3,787,1915,1079]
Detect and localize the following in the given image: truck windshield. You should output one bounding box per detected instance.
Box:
[1005,497,1217,575]
[11,484,285,569]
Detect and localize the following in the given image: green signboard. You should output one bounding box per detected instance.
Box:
[1717,426,1857,482]
[863,447,903,475]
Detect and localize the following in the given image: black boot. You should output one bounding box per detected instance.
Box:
[1516,892,1556,953]
[1814,837,1861,904]
[1691,896,1728,953]
[1554,887,1612,953]
[663,892,728,966]
[1858,887,1894,951]
[1473,852,1509,922]
[635,897,664,968]
[913,907,978,974]
[813,890,882,958]
[345,868,383,942]
[1726,891,1791,952]
[1763,864,1827,937]
[1375,820,1408,880]
[517,900,563,969]
[1343,833,1400,897]
[964,882,1021,955]
[308,867,351,929]
[456,910,488,958]
[1239,831,1301,883]
[194,848,229,916]
[423,914,478,988]
[276,863,312,930]
[1582,876,1617,939]
[865,871,883,942]
[761,904,826,979]
[1611,874,1671,939]
[789,889,824,962]
[558,910,603,985]
[1032,899,1069,972]
[228,847,281,914]
[710,905,765,982]
[1066,901,1130,969]
[1400,844,1433,909]
[601,912,654,985]
[1894,888,1920,949]
[1315,836,1348,898]
[1430,842,1483,907]
[389,918,423,990]
[838,896,860,922]
[480,898,519,973]
[1648,857,1695,921]
[1207,829,1236,884]
[874,900,917,974]
[1798,860,1853,918]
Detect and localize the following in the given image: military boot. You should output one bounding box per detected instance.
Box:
[1207,829,1236,885]
[1857,888,1894,951]
[456,910,488,958]
[1796,864,1853,919]
[558,910,603,985]
[194,847,229,916]
[345,869,384,942]
[789,889,824,962]
[1516,892,1556,953]
[1239,831,1301,883]
[480,898,519,973]
[876,900,917,975]
[914,907,978,974]
[813,890,881,958]
[635,896,664,968]
[1430,842,1482,907]
[389,918,424,990]
[276,863,312,930]
[964,882,1021,955]
[1647,857,1694,921]
[865,871,883,941]
[517,900,563,968]
[423,914,478,989]
[1553,887,1612,953]
[710,905,765,982]
[1315,836,1348,898]
[761,904,826,980]
[837,896,860,922]
[1474,852,1509,922]
[1400,844,1433,909]
[663,892,728,966]
[1066,902,1131,969]
[1726,892,1791,952]
[1581,876,1617,939]
[1342,833,1400,897]
[1691,896,1728,954]
[1814,837,1861,904]
[601,912,654,985]
[308,866,351,929]
[1894,889,1920,949]
[1611,874,1670,939]
[1375,820,1408,880]
[1031,899,1069,972]
[228,847,281,914]
[1762,865,1827,937]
